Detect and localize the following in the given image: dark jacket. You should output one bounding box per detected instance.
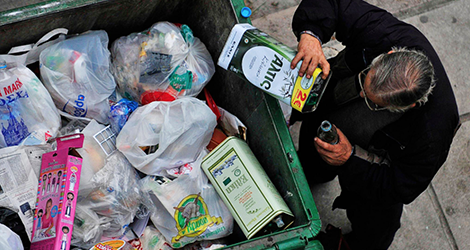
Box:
[293,0,459,208]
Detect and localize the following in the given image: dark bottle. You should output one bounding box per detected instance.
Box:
[259,215,286,235]
[317,120,339,145]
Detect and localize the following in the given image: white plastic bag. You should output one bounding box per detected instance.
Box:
[40,30,116,124]
[0,63,61,147]
[0,224,24,250]
[142,151,233,249]
[111,22,215,104]
[117,97,217,175]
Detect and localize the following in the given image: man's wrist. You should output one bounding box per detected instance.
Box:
[350,144,356,159]
[300,30,322,45]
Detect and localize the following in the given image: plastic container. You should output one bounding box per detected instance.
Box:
[0,1,322,249]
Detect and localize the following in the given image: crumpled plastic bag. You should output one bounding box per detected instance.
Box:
[71,205,112,249]
[142,151,233,249]
[39,30,116,124]
[140,226,173,250]
[111,22,215,104]
[0,223,24,250]
[76,152,150,240]
[0,63,60,148]
[117,97,216,175]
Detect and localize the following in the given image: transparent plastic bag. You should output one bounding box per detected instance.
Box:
[77,152,146,238]
[71,205,111,249]
[142,151,233,249]
[111,22,215,104]
[0,223,24,250]
[39,30,116,124]
[117,97,216,175]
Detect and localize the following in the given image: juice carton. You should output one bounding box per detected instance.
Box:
[31,134,84,250]
[218,23,332,113]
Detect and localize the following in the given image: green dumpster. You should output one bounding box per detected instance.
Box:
[0,0,323,249]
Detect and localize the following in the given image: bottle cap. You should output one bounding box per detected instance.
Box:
[241,7,252,18]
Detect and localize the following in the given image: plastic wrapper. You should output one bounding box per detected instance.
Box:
[57,119,89,138]
[89,240,134,250]
[108,98,138,134]
[39,30,116,124]
[0,223,24,250]
[111,22,215,104]
[140,226,173,250]
[75,152,149,242]
[217,106,247,139]
[142,151,233,249]
[71,205,112,249]
[0,62,60,148]
[117,97,216,175]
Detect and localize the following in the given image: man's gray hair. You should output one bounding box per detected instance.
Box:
[369,47,436,112]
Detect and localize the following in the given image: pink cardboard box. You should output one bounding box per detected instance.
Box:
[31,134,84,250]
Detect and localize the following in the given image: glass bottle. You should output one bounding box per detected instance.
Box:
[317,120,339,145]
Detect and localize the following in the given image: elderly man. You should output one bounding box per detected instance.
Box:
[290,0,460,248]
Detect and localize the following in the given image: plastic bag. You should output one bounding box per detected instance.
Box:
[0,62,61,148]
[0,223,24,250]
[76,152,146,238]
[111,22,215,104]
[142,151,233,249]
[117,97,216,175]
[75,120,109,192]
[71,205,111,249]
[140,226,173,250]
[39,30,116,124]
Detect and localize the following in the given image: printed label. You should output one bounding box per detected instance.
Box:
[291,68,321,112]
[208,150,273,232]
[62,94,87,117]
[241,46,295,104]
[172,193,223,243]
[91,240,126,250]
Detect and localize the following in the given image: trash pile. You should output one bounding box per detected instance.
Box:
[0,21,293,250]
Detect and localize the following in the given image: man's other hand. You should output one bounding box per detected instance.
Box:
[290,33,330,79]
[314,127,352,166]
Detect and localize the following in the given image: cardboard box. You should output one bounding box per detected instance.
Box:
[31,134,84,250]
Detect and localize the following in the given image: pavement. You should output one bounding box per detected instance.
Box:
[249,0,470,249]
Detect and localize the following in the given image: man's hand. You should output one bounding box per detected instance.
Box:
[314,127,353,166]
[291,33,330,79]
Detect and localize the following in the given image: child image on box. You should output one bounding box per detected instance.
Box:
[65,192,74,218]
[60,226,69,250]
[35,198,56,239]
[56,171,62,192]
[42,174,47,195]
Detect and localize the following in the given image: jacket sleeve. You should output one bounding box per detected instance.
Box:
[336,140,450,207]
[292,0,393,46]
